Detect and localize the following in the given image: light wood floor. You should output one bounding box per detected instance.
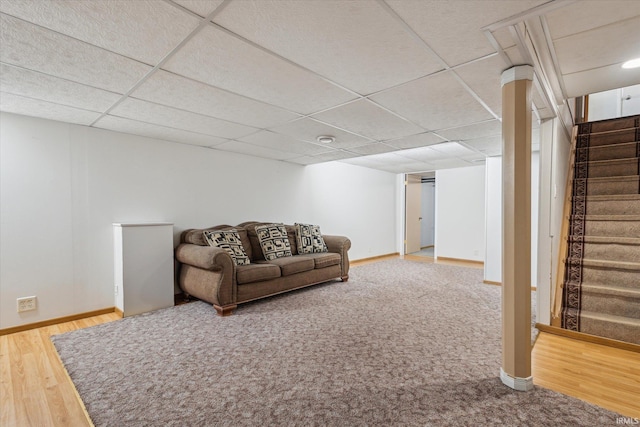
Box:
[2,259,639,425]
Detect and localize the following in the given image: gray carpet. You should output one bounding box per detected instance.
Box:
[52,259,618,426]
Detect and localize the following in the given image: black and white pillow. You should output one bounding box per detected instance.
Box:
[255,223,293,261]
[295,223,328,254]
[203,229,251,266]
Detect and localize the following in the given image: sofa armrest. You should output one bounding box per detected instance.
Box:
[176,243,232,271]
[175,243,236,308]
[323,235,351,279]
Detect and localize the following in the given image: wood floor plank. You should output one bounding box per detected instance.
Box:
[532,331,640,418]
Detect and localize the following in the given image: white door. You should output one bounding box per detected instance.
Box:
[405,174,422,254]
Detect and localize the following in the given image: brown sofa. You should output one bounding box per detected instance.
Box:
[175,221,351,316]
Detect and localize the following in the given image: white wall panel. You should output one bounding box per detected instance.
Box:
[435,165,486,262]
[0,112,397,329]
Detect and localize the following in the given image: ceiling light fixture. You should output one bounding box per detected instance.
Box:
[622,57,640,69]
[317,135,335,144]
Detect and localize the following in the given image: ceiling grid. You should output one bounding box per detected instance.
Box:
[1,0,639,173]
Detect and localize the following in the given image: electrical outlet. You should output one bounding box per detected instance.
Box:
[17,296,37,313]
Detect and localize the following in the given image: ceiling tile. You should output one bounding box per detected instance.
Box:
[385,132,447,150]
[110,98,258,139]
[215,140,298,161]
[370,71,494,131]
[462,135,502,154]
[545,1,640,40]
[172,0,225,18]
[0,92,100,125]
[0,63,121,112]
[214,0,443,95]
[563,63,640,98]
[93,115,228,147]
[238,130,334,156]
[385,0,547,66]
[553,16,640,75]
[492,27,516,50]
[429,158,474,169]
[131,70,299,128]
[306,150,359,163]
[268,117,372,149]
[346,143,397,156]
[437,119,501,141]
[340,156,389,169]
[162,25,357,114]
[0,0,200,65]
[454,55,506,117]
[311,99,425,141]
[505,46,526,65]
[0,14,151,93]
[395,146,448,162]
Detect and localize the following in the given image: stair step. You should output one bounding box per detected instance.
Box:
[575,193,640,215]
[581,175,640,196]
[574,194,640,215]
[576,214,640,237]
[575,157,640,178]
[578,311,640,344]
[577,128,639,147]
[577,141,639,162]
[569,235,640,263]
[578,115,640,135]
[581,285,640,319]
[571,258,640,290]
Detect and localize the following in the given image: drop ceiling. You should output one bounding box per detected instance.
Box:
[1,0,639,174]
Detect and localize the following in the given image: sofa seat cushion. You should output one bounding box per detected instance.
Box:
[259,256,314,276]
[301,252,341,269]
[236,264,281,285]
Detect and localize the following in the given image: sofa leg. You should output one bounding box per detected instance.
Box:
[342,275,349,282]
[213,304,237,316]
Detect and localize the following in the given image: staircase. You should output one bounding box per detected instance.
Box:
[561,114,640,345]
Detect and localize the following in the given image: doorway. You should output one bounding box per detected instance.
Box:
[404,173,436,257]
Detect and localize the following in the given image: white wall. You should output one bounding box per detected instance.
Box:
[537,118,571,325]
[435,165,486,262]
[588,84,640,121]
[484,153,540,286]
[484,157,502,282]
[0,112,397,329]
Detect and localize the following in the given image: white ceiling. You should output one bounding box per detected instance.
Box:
[1,0,639,174]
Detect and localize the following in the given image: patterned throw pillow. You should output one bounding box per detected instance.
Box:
[203,229,251,266]
[255,223,293,261]
[295,223,328,254]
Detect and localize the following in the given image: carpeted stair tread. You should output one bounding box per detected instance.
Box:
[580,313,640,344]
[577,128,639,147]
[581,284,640,298]
[570,236,640,263]
[569,235,640,245]
[579,311,640,326]
[578,115,640,134]
[577,141,640,162]
[582,175,640,196]
[566,257,640,271]
[575,214,640,221]
[578,194,640,215]
[576,157,640,178]
[580,285,640,319]
[581,193,640,201]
